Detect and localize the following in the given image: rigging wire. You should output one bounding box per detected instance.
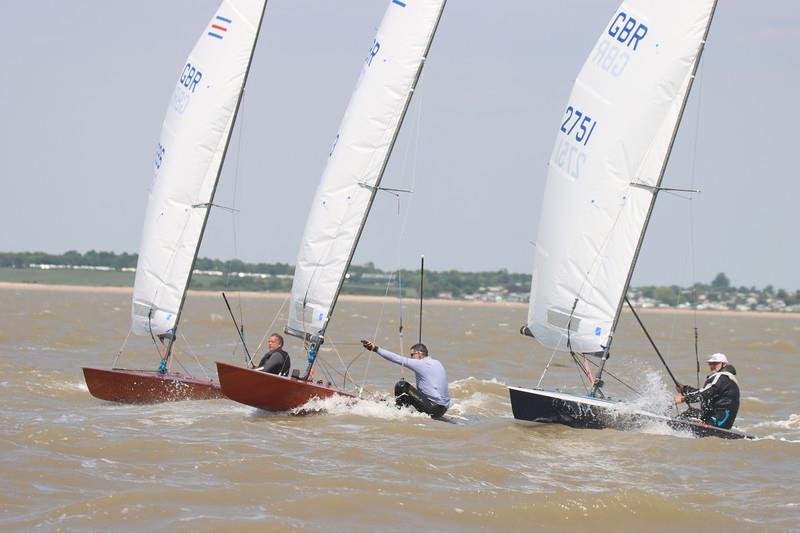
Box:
[319,335,350,387]
[253,293,291,356]
[146,310,167,368]
[397,269,406,379]
[360,70,427,389]
[227,93,248,356]
[625,297,680,389]
[112,328,133,368]
[688,53,706,389]
[222,292,254,366]
[584,357,641,395]
[177,331,213,380]
[536,343,561,389]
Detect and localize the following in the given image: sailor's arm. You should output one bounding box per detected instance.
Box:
[361,340,419,369]
[683,381,718,404]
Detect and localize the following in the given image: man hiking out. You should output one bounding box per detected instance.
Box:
[674,352,740,429]
[361,340,450,418]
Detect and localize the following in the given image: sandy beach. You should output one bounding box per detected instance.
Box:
[2,281,797,319]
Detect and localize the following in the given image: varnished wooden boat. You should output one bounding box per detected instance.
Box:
[216,362,355,412]
[82,367,225,404]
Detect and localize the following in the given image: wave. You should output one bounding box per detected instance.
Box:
[747,413,800,431]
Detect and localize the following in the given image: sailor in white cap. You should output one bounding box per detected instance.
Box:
[674,353,741,429]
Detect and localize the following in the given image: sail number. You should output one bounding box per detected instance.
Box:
[554,105,597,179]
[554,137,585,179]
[560,106,597,146]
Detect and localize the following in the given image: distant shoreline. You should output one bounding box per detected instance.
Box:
[3,281,799,319]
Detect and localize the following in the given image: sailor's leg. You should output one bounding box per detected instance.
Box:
[708,408,733,429]
[394,379,415,408]
[394,380,445,417]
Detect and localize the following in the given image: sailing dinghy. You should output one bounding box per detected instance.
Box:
[507,0,752,439]
[218,0,447,412]
[83,0,268,403]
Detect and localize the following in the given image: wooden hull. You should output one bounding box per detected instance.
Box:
[508,386,753,440]
[216,362,356,412]
[82,367,225,404]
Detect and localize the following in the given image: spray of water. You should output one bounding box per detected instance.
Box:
[290,393,430,420]
[621,370,677,417]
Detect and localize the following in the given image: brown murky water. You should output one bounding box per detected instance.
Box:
[1,284,798,531]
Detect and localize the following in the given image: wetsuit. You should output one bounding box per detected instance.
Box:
[376,348,450,417]
[682,364,740,429]
[258,349,290,376]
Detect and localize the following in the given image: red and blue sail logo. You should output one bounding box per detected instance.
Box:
[208,15,232,40]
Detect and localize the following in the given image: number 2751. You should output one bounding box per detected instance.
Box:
[560,106,597,146]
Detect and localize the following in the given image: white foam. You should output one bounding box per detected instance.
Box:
[613,371,675,417]
[60,380,89,393]
[451,392,488,411]
[291,394,428,420]
[746,413,800,430]
[451,376,507,388]
[55,413,86,424]
[743,396,767,404]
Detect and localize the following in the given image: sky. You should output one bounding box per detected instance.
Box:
[1,1,797,290]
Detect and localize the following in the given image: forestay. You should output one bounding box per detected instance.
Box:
[286,0,446,339]
[132,0,267,336]
[527,0,716,354]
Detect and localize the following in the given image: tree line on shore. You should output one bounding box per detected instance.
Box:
[1,251,796,307]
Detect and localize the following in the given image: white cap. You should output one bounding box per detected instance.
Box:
[706,353,729,364]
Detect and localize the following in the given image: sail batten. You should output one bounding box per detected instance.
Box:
[527,0,717,355]
[286,0,447,340]
[131,0,268,337]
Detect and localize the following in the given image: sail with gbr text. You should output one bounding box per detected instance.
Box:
[526,0,716,354]
[132,0,267,336]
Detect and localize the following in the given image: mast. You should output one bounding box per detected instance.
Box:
[593,1,718,393]
[166,1,270,358]
[418,255,424,344]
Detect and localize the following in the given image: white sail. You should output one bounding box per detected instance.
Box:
[286,0,446,339]
[527,0,716,354]
[131,0,267,336]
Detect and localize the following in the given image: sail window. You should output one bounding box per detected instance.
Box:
[547,308,581,332]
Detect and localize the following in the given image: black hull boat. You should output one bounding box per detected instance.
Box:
[504,5,758,441]
[508,386,753,440]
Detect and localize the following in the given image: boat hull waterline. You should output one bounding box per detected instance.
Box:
[82,367,225,404]
[216,362,356,412]
[509,386,753,440]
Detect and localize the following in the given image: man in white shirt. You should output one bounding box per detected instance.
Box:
[361,340,450,418]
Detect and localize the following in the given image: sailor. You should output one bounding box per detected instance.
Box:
[674,353,740,429]
[361,340,450,418]
[256,333,291,376]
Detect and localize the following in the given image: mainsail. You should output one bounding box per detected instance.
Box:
[526,0,716,355]
[131,0,267,337]
[286,0,447,341]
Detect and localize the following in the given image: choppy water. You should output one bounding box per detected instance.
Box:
[1,285,798,531]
